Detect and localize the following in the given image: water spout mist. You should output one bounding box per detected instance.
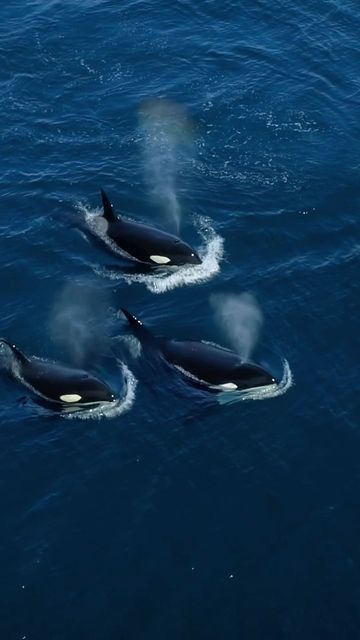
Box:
[139,98,194,234]
[210,293,264,361]
[49,281,111,368]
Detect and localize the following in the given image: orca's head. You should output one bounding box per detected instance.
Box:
[220,363,277,392]
[58,374,116,406]
[150,238,201,266]
[173,244,202,266]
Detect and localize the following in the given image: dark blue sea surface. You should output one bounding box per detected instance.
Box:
[0,0,359,638]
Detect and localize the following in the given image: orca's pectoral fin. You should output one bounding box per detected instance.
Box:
[100,189,118,223]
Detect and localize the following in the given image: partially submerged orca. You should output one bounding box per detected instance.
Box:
[99,189,201,266]
[0,339,115,408]
[120,308,276,392]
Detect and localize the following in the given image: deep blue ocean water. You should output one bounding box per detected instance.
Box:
[0,0,359,638]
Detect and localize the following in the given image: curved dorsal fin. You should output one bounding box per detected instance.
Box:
[100,189,119,223]
[120,308,158,345]
[0,339,29,366]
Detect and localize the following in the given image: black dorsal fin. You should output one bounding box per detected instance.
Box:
[120,308,158,344]
[0,339,29,366]
[100,189,118,223]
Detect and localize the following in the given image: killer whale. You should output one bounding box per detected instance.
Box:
[0,339,115,408]
[120,308,277,392]
[99,189,201,266]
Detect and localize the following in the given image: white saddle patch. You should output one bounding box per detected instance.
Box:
[219,382,238,391]
[150,255,171,265]
[60,394,82,403]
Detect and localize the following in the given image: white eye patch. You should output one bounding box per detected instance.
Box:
[219,383,238,391]
[150,255,171,265]
[60,394,82,403]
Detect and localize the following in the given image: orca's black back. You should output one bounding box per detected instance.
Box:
[162,340,241,386]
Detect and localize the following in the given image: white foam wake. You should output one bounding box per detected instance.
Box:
[96,216,224,294]
[217,359,293,405]
[63,363,137,421]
